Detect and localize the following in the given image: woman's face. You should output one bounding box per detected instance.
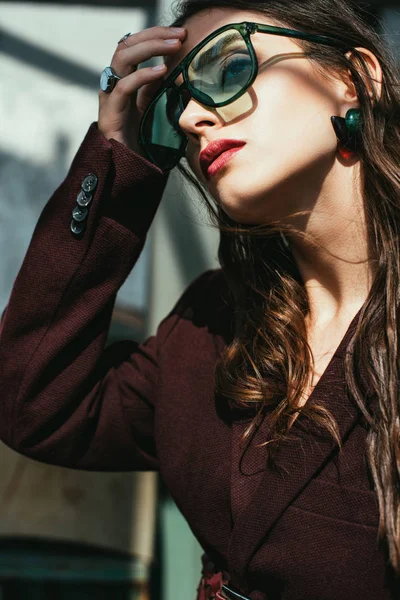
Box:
[166,8,349,225]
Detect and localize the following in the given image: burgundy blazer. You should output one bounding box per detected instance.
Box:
[0,123,397,599]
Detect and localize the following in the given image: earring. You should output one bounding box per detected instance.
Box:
[331,108,361,159]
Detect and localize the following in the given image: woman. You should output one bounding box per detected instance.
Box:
[0,0,399,597]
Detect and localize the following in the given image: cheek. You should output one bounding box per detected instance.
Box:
[215,91,253,122]
[248,76,337,159]
[259,78,309,128]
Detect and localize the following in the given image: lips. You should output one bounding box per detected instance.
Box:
[200,139,246,179]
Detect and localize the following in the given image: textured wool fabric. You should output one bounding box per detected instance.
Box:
[0,122,398,599]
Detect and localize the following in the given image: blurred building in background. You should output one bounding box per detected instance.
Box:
[0,1,398,599]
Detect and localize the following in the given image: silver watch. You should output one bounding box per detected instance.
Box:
[100,66,122,93]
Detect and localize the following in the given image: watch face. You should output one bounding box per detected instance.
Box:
[100,69,110,92]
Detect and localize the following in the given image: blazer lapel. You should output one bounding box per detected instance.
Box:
[227,308,364,594]
[230,410,269,525]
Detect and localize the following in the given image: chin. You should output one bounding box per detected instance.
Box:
[209,163,298,225]
[211,182,272,225]
[217,202,266,226]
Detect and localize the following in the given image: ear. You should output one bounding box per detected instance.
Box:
[341,47,383,105]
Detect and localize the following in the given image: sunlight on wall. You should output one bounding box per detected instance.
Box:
[0,3,150,313]
[0,3,148,163]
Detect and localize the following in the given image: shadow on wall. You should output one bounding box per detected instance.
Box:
[0,27,99,90]
[0,133,70,310]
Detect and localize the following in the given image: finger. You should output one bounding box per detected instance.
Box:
[112,38,183,78]
[116,26,187,50]
[100,65,167,115]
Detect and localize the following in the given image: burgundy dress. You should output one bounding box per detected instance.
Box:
[0,122,397,599]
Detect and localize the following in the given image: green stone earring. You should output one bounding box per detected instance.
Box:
[331,108,362,154]
[345,108,361,135]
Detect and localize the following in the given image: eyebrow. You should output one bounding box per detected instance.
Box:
[191,32,243,72]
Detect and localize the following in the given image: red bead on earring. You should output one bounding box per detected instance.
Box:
[331,110,361,160]
[337,142,356,161]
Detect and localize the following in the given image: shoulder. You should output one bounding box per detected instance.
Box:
[157,268,232,346]
[174,268,226,315]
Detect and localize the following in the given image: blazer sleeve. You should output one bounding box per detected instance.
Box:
[0,121,196,472]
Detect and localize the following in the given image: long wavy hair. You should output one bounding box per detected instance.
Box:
[169,0,400,573]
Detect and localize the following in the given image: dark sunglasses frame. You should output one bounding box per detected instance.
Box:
[139,21,352,171]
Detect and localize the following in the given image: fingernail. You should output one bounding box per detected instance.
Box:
[152,64,166,71]
[165,39,180,44]
[170,27,185,33]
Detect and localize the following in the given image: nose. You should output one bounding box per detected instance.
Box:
[178,96,221,143]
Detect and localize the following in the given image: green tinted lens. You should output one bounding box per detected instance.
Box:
[188,29,253,105]
[140,28,253,170]
[141,87,187,171]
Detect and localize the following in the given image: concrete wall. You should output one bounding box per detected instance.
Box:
[0,1,151,314]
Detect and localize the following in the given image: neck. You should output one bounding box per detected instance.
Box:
[284,160,376,328]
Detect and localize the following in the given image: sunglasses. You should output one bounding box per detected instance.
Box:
[139,21,351,172]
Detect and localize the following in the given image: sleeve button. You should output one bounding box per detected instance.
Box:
[77,190,92,207]
[72,205,88,222]
[71,219,86,235]
[81,174,98,194]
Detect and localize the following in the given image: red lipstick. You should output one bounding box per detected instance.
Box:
[200,139,246,179]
